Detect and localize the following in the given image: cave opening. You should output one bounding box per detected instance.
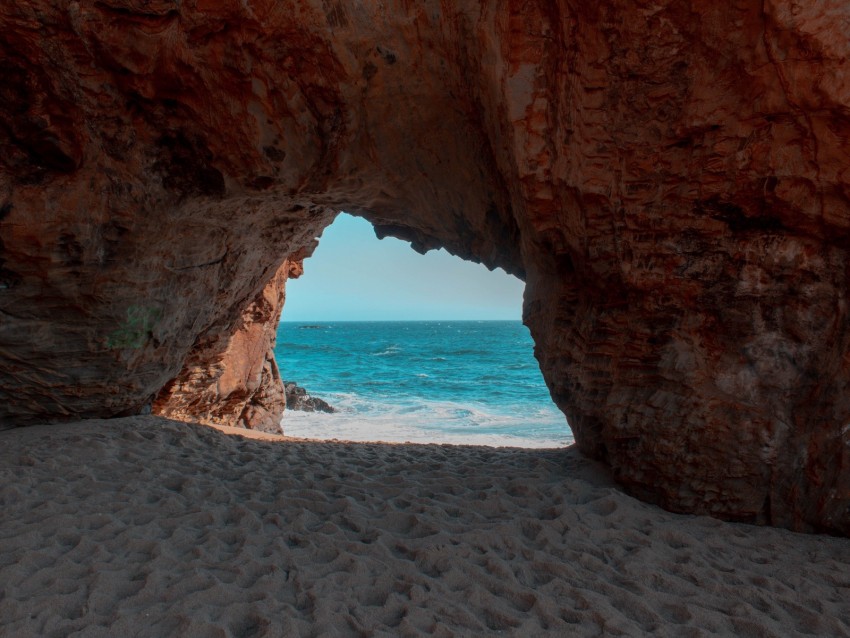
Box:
[275,213,573,448]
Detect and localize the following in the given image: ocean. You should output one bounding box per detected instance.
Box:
[274,321,573,448]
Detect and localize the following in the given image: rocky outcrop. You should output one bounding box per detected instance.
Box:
[152,256,310,433]
[284,382,336,414]
[1,2,849,533]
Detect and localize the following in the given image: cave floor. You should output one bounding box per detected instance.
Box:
[1,417,849,637]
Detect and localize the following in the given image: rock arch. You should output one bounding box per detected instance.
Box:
[1,1,848,534]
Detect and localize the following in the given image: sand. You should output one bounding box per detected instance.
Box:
[1,417,849,637]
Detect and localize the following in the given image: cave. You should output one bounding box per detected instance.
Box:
[1,1,849,535]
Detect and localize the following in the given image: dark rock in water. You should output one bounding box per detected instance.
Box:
[284,382,336,414]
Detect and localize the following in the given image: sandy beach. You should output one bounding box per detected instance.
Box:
[2,417,849,637]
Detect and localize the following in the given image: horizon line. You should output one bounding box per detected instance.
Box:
[279,318,524,323]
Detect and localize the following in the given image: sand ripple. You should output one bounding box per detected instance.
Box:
[1,417,849,637]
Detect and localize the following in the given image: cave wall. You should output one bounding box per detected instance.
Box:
[1,1,849,533]
[516,2,850,533]
[152,254,310,433]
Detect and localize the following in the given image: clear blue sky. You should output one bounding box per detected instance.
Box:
[282,213,525,321]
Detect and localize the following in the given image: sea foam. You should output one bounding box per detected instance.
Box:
[276,321,573,448]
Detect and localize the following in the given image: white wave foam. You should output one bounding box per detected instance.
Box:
[280,394,572,449]
[371,345,402,357]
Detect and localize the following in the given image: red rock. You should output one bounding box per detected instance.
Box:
[0,1,848,534]
[152,256,308,433]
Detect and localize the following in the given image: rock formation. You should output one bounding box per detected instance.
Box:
[0,1,848,534]
[153,255,311,433]
[283,382,336,414]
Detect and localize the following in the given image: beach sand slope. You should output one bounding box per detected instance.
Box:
[1,417,849,637]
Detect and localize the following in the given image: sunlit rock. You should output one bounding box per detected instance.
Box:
[153,257,311,433]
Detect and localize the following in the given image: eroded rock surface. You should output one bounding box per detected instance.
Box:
[1,1,849,533]
[153,256,311,433]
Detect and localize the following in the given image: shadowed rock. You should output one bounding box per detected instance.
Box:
[284,382,336,414]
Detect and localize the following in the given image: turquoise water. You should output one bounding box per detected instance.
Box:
[274,321,573,448]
